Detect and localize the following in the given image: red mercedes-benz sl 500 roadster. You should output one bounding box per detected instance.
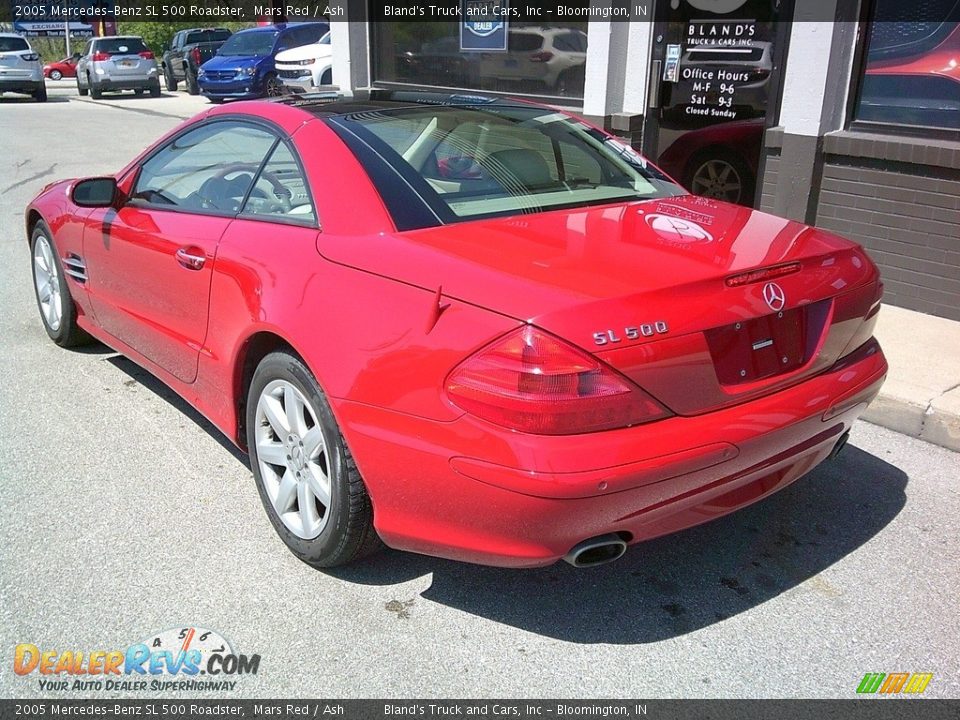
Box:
[25,92,886,568]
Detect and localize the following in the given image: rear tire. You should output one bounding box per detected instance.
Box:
[34,84,47,102]
[247,351,382,568]
[77,75,88,96]
[684,149,755,206]
[149,79,161,98]
[185,67,199,95]
[163,64,177,91]
[30,221,91,348]
[89,75,102,99]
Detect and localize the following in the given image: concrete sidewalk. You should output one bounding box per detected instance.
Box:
[865,304,960,452]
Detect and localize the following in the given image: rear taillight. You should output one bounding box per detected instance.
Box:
[139,50,154,59]
[191,47,201,65]
[91,51,111,62]
[446,326,670,435]
[22,52,40,62]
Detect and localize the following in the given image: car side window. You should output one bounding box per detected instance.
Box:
[82,40,92,57]
[131,122,278,214]
[240,142,316,224]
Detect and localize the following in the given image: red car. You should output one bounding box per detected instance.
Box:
[43,56,78,80]
[25,93,887,569]
[655,119,764,207]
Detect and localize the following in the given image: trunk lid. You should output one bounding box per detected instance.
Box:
[316,196,881,414]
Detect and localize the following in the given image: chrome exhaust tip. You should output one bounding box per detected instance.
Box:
[563,534,628,568]
[829,430,851,460]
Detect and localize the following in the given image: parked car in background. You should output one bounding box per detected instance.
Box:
[76,36,160,99]
[198,22,328,103]
[656,119,764,206]
[478,27,587,95]
[44,54,79,80]
[25,92,887,570]
[276,31,333,93]
[859,21,960,129]
[0,33,46,102]
[162,27,231,95]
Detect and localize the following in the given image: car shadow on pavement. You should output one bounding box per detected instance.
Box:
[331,445,907,644]
[0,96,69,103]
[95,348,908,643]
[106,354,248,464]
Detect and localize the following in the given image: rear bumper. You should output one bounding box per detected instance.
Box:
[93,77,157,91]
[335,338,887,567]
[0,78,43,93]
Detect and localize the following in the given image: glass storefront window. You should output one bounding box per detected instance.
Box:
[854,1,960,130]
[371,19,589,100]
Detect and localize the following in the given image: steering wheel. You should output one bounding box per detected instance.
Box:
[210,162,292,213]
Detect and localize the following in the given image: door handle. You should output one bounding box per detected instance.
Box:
[175,247,206,270]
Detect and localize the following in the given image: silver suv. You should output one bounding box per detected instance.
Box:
[77,36,160,98]
[0,33,46,102]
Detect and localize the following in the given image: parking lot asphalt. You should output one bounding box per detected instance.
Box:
[1,83,959,699]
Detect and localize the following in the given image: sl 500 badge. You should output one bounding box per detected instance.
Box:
[593,322,669,346]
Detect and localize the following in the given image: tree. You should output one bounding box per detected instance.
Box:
[120,21,253,54]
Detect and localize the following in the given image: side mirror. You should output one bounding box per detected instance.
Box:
[72,177,118,208]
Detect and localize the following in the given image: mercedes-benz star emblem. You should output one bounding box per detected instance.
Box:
[763,282,786,312]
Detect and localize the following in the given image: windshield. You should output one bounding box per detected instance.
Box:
[218,31,276,57]
[319,32,330,45]
[0,36,30,52]
[332,104,684,227]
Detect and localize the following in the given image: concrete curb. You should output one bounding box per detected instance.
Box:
[863,305,960,453]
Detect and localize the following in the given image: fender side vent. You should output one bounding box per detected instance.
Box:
[63,254,87,283]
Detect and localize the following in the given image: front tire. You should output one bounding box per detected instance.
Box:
[264,73,283,97]
[246,351,381,568]
[30,222,90,347]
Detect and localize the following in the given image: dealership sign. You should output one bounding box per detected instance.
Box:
[460,0,509,52]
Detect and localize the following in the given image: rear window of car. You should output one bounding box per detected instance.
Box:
[96,38,148,54]
[0,37,29,52]
[329,104,684,228]
[508,33,543,52]
[185,29,231,45]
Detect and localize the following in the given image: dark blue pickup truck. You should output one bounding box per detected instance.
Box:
[161,27,232,95]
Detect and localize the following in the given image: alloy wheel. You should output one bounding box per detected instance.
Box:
[50,70,62,80]
[33,234,62,332]
[254,379,332,539]
[690,158,743,203]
